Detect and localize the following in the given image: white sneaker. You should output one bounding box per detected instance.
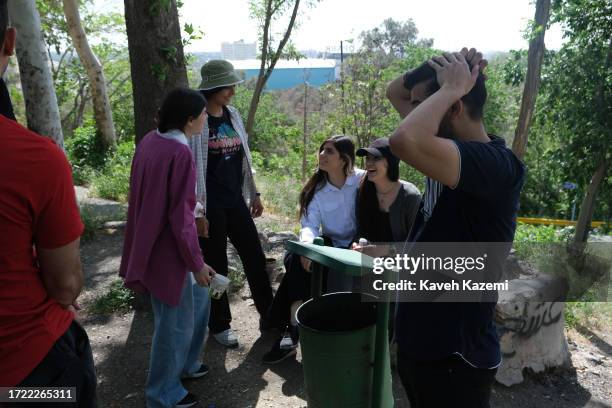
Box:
[279,325,299,350]
[213,328,239,348]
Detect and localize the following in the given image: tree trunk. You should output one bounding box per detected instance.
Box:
[573,36,611,245]
[246,0,272,138]
[123,0,188,143]
[302,83,308,182]
[511,0,551,160]
[8,0,64,147]
[63,0,116,148]
[246,0,301,136]
[573,158,610,244]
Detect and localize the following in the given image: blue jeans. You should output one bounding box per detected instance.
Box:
[146,274,211,408]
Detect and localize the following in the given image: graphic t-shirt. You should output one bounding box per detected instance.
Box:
[206,106,244,208]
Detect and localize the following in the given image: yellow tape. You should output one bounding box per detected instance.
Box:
[517,217,605,228]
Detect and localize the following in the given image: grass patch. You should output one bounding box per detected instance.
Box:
[513,223,611,333]
[227,258,246,291]
[90,166,130,202]
[90,142,133,203]
[89,279,134,314]
[256,173,300,220]
[79,204,127,243]
[80,206,105,243]
[565,301,612,331]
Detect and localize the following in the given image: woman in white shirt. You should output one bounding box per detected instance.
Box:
[263,135,365,364]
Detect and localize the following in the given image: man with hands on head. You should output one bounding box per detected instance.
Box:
[386,48,525,408]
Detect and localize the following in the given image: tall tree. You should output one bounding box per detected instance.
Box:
[123,0,188,142]
[37,0,130,136]
[549,0,611,243]
[62,0,116,148]
[360,18,432,59]
[246,0,309,136]
[8,0,64,146]
[332,22,436,148]
[530,0,612,241]
[511,0,551,160]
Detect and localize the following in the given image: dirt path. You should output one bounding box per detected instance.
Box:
[75,192,611,407]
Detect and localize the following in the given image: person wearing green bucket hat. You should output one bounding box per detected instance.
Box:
[197,59,244,90]
[188,60,273,349]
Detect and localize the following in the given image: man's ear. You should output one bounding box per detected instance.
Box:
[2,27,16,56]
[449,99,463,120]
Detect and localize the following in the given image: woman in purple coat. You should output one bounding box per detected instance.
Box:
[120,88,215,408]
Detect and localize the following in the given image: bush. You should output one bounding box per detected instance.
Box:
[65,121,109,185]
[90,140,134,203]
[256,173,301,220]
[79,206,104,243]
[89,279,134,314]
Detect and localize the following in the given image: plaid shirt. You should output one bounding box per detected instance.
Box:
[188,105,258,211]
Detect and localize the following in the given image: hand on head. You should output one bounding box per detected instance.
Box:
[427,47,487,97]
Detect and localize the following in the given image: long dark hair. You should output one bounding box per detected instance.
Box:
[157,88,207,133]
[298,135,356,219]
[357,157,399,240]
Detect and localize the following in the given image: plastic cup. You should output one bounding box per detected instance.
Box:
[209,274,230,300]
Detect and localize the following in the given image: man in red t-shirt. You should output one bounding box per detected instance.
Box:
[0,2,97,405]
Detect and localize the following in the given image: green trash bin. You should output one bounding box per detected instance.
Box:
[296,292,393,408]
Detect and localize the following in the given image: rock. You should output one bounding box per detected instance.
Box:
[267,231,298,247]
[265,257,281,282]
[103,221,126,229]
[258,231,270,252]
[587,353,605,365]
[495,274,571,386]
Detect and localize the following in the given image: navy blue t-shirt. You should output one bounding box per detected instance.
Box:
[395,136,525,368]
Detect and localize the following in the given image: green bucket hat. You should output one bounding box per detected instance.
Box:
[198,59,244,90]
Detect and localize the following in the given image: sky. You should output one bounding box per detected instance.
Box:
[102,0,565,54]
[177,0,565,54]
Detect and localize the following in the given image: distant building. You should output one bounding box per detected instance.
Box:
[221,40,257,60]
[230,59,337,90]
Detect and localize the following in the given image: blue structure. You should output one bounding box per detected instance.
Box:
[240,67,335,90]
[231,59,337,90]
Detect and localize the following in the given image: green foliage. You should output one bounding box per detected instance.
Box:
[326,42,441,149]
[90,141,134,203]
[79,206,104,243]
[360,18,432,58]
[565,298,612,330]
[513,223,564,264]
[35,0,133,142]
[256,173,301,220]
[89,279,135,314]
[65,121,108,185]
[514,223,561,243]
[483,56,522,139]
[515,0,612,222]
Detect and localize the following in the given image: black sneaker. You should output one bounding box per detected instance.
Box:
[181,363,210,380]
[175,392,201,408]
[262,339,297,364]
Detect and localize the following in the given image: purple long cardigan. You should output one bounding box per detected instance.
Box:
[119,130,204,306]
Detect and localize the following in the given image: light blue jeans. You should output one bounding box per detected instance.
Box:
[146,274,211,408]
